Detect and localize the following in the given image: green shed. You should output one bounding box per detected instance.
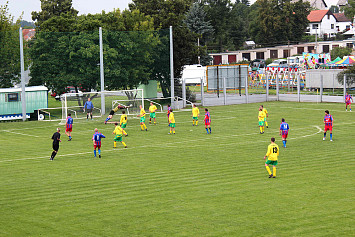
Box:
[0,86,48,120]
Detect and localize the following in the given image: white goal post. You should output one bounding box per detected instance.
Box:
[59,89,144,124]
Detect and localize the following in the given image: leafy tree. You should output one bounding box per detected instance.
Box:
[184,2,213,65]
[129,0,198,97]
[31,0,78,28]
[331,47,352,61]
[337,65,355,87]
[249,0,310,46]
[29,2,158,102]
[202,0,232,51]
[341,0,355,19]
[0,1,22,88]
[20,20,35,29]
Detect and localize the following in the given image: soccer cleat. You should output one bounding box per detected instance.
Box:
[330,139,333,142]
[99,155,101,158]
[269,174,273,178]
[50,157,53,161]
[104,121,107,124]
[323,137,325,141]
[267,126,269,128]
[145,129,148,131]
[125,134,128,137]
[124,146,127,148]
[272,176,276,178]
[113,147,117,149]
[149,122,151,124]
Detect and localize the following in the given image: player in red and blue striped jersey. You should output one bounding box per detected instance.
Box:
[92,128,105,158]
[323,110,333,141]
[345,92,353,111]
[279,118,290,148]
[65,113,73,141]
[204,108,211,134]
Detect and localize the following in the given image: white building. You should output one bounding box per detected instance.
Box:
[307,10,338,37]
[333,13,353,32]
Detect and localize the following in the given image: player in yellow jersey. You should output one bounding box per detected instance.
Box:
[263,137,279,178]
[191,104,200,126]
[260,105,269,128]
[112,123,127,148]
[149,102,157,125]
[168,109,176,134]
[120,111,128,135]
[258,108,266,134]
[137,105,147,131]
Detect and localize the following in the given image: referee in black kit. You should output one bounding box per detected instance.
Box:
[50,128,61,161]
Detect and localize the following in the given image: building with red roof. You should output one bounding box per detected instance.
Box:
[22,29,35,41]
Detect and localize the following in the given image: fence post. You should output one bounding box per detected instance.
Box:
[344,74,347,101]
[276,72,279,101]
[200,78,204,106]
[266,73,269,102]
[297,72,301,102]
[182,79,186,108]
[320,74,323,103]
[245,76,249,104]
[223,77,227,105]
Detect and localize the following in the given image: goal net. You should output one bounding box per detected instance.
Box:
[59,89,144,124]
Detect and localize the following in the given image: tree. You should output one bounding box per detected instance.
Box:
[184,2,214,65]
[249,0,310,46]
[31,0,78,28]
[0,1,22,88]
[202,0,233,51]
[129,0,198,97]
[331,47,352,61]
[337,65,355,88]
[29,2,159,101]
[341,0,355,19]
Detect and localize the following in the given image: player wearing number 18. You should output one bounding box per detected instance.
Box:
[264,137,279,178]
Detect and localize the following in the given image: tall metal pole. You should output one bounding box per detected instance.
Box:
[170,26,174,108]
[19,27,26,121]
[99,27,105,115]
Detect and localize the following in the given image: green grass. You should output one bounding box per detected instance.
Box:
[0,102,354,236]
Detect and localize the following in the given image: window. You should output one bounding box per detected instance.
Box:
[270,50,278,58]
[7,93,19,102]
[331,24,334,29]
[312,24,319,29]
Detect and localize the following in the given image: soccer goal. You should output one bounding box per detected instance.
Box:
[59,89,144,124]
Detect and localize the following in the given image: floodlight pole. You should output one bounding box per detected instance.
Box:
[19,27,26,121]
[170,26,174,108]
[99,27,105,115]
[344,74,347,101]
[200,78,204,106]
[297,72,301,102]
[320,74,323,103]
[245,76,249,104]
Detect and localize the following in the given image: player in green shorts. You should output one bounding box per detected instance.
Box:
[149,102,157,125]
[263,137,279,178]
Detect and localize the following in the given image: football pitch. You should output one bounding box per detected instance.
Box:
[0,101,354,236]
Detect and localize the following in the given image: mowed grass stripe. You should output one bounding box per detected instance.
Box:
[1,101,354,236]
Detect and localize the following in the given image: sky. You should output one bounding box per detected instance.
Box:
[7,0,257,22]
[7,0,132,22]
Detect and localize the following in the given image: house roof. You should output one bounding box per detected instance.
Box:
[333,13,351,22]
[337,0,348,6]
[307,10,332,22]
[22,29,36,41]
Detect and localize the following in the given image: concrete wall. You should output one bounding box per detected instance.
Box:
[305,69,355,88]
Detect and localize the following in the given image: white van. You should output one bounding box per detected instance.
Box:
[181,64,206,85]
[287,56,304,66]
[267,59,288,67]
